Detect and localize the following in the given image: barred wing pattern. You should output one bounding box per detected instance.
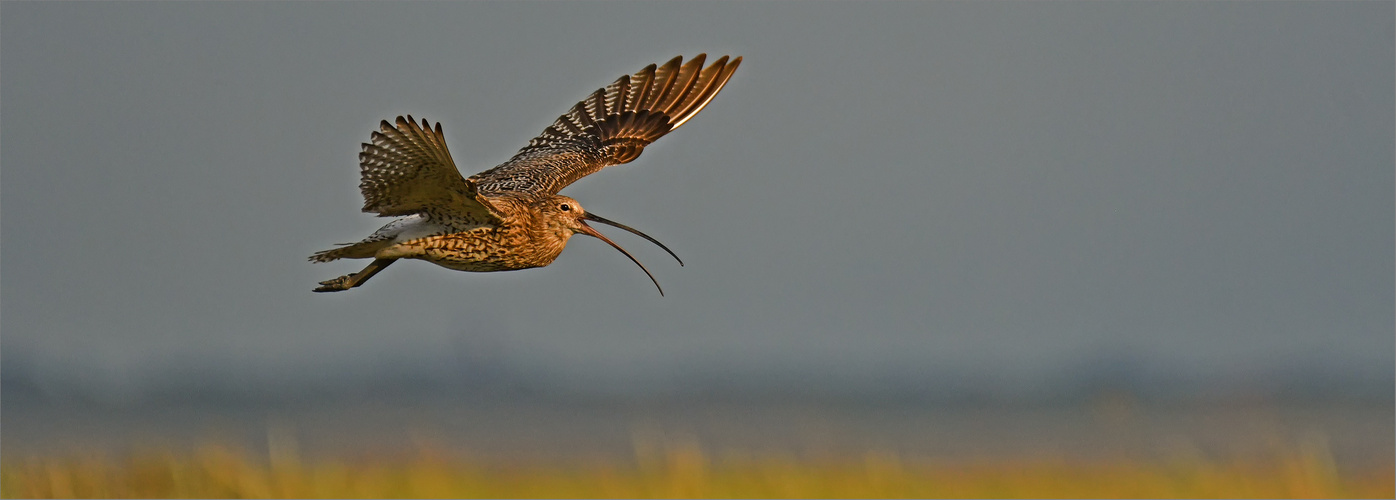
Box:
[471,54,742,194]
[359,116,500,221]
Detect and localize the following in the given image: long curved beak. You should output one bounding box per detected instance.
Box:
[577,217,665,296]
[581,212,683,266]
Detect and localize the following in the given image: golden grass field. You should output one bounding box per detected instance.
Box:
[4,438,1391,499]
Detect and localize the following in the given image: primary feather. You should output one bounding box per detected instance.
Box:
[471,54,742,194]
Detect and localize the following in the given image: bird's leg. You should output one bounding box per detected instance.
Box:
[313,258,395,293]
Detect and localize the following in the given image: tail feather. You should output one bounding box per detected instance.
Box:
[309,239,392,263]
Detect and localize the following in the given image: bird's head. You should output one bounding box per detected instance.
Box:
[533,194,683,296]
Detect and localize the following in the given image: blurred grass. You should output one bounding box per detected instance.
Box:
[3,438,1391,498]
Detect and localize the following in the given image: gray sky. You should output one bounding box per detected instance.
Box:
[2,1,1391,401]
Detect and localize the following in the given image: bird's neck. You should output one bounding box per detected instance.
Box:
[523,216,570,264]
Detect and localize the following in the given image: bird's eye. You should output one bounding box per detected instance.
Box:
[560,203,571,211]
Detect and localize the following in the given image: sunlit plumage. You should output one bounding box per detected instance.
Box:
[310,54,742,295]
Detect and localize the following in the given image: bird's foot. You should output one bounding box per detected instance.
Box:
[313,274,355,293]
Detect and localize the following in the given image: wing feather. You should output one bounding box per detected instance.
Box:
[653,56,704,115]
[642,57,682,111]
[358,115,500,221]
[470,54,742,195]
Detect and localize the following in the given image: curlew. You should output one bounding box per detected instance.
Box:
[310,54,741,295]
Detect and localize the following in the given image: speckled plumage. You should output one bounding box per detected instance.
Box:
[310,54,741,295]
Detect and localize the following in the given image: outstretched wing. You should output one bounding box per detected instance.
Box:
[359,115,500,221]
[471,54,742,194]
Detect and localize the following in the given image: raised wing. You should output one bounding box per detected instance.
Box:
[359,116,500,221]
[471,54,742,194]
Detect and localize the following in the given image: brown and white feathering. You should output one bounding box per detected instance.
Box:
[310,54,741,294]
[471,54,741,194]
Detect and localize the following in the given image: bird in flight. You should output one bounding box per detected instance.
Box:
[310,54,742,295]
